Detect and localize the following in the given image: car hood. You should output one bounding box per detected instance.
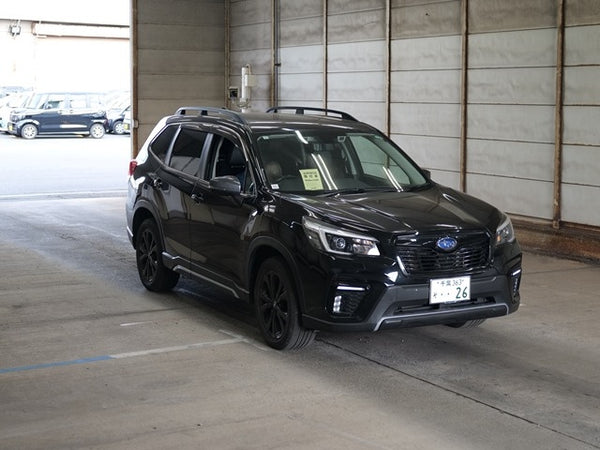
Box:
[290,184,501,235]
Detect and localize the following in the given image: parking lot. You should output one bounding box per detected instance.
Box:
[1,134,599,449]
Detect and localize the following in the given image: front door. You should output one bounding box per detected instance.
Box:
[38,93,67,133]
[188,132,257,293]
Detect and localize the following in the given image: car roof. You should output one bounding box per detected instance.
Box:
[163,106,376,134]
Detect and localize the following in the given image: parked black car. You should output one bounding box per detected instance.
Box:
[126,106,522,350]
[7,92,108,139]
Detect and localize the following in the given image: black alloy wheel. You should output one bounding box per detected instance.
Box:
[254,257,316,350]
[136,219,179,291]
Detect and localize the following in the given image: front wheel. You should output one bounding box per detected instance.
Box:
[89,123,105,139]
[135,219,179,291]
[112,120,124,135]
[254,257,316,350]
[20,123,38,139]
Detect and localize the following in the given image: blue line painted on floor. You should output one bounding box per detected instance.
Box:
[0,335,248,374]
[0,355,113,374]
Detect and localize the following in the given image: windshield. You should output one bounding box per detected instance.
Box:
[255,127,428,194]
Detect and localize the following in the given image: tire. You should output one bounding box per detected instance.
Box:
[20,123,38,139]
[89,123,105,139]
[113,120,124,135]
[135,219,179,292]
[446,319,487,328]
[254,257,316,350]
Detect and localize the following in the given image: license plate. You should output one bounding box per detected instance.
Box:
[8,123,13,131]
[430,276,471,304]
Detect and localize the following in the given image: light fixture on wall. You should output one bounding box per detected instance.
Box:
[9,21,22,37]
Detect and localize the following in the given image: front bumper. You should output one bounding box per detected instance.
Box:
[6,121,19,135]
[300,254,522,333]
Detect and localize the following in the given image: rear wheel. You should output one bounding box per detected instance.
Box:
[446,319,487,328]
[20,123,38,139]
[254,257,316,350]
[89,123,105,139]
[135,219,179,291]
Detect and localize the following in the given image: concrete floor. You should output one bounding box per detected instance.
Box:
[1,195,599,449]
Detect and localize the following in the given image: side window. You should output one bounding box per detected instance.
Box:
[88,94,104,109]
[168,127,209,176]
[149,125,178,162]
[69,94,87,109]
[44,94,66,110]
[206,135,250,190]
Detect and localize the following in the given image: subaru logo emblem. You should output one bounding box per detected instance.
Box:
[436,237,458,252]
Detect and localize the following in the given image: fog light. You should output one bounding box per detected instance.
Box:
[510,268,522,301]
[333,295,342,313]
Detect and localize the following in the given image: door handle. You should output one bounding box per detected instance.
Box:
[191,193,203,203]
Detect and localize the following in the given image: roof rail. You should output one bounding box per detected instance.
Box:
[266,106,357,122]
[175,106,247,125]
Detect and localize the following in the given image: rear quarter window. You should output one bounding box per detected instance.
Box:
[149,125,178,162]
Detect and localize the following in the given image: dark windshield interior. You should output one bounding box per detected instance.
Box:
[255,127,427,194]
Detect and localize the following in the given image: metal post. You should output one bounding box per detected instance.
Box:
[385,0,391,137]
[459,0,469,193]
[323,0,328,109]
[553,0,565,229]
[130,0,139,158]
[225,0,231,108]
[270,0,279,107]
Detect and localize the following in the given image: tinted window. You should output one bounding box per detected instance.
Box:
[169,127,209,176]
[206,135,250,191]
[149,125,178,162]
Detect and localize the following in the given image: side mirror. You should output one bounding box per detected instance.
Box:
[209,175,241,195]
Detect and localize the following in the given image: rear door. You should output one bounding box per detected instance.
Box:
[154,125,210,263]
[60,93,93,132]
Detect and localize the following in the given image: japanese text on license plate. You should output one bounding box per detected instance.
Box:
[429,276,471,304]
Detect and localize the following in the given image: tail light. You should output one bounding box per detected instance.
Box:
[128,160,138,176]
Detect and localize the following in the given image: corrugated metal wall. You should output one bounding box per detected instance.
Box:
[228,0,600,229]
[133,0,225,143]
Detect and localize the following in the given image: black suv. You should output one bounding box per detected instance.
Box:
[126,106,522,350]
[7,92,107,139]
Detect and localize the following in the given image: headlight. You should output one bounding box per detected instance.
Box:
[495,214,515,246]
[302,216,380,256]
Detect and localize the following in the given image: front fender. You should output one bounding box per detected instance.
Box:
[16,118,40,129]
[247,235,306,310]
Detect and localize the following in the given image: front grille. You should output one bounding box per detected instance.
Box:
[396,232,491,277]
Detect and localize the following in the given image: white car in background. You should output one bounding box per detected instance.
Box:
[0,92,31,133]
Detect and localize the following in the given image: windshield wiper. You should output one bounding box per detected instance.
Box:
[321,187,398,197]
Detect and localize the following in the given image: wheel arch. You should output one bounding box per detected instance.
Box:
[131,203,162,250]
[247,237,305,310]
[17,119,39,129]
